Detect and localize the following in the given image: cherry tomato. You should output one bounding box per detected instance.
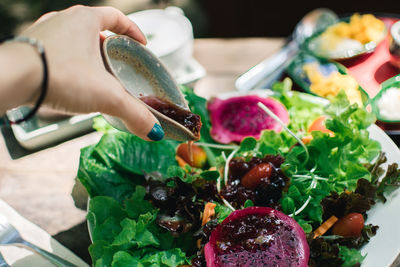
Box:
[332,213,364,237]
[176,143,207,168]
[308,116,334,136]
[241,163,273,189]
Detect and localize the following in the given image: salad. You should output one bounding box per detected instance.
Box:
[78,79,400,267]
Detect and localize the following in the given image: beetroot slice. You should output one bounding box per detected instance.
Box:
[207,95,289,144]
[204,206,309,267]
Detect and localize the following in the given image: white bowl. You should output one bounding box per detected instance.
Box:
[127,7,194,72]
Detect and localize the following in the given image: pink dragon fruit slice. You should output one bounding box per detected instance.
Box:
[204,206,309,267]
[207,95,289,144]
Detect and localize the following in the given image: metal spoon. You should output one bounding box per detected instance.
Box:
[235,8,338,92]
[102,35,198,141]
[0,214,78,267]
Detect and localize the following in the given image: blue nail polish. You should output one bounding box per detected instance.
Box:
[147,123,164,141]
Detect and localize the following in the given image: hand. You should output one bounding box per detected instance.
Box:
[14,5,164,141]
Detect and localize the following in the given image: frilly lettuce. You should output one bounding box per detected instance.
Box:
[87,186,190,267]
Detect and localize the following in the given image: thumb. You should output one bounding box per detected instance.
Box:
[98,75,165,141]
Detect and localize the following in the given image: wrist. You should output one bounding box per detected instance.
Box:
[0,42,43,114]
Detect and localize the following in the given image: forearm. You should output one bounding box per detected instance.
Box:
[0,6,160,140]
[0,42,42,115]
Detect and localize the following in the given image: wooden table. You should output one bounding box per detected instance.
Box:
[193,38,284,98]
[0,38,285,263]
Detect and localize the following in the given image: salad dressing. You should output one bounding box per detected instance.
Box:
[187,140,194,165]
[139,95,202,139]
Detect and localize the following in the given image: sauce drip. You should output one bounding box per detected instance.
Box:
[187,140,193,165]
[140,96,202,139]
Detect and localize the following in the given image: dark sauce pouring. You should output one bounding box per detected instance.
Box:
[140,96,202,162]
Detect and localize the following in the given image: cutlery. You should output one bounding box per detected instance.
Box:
[235,8,338,92]
[0,252,10,267]
[0,214,78,267]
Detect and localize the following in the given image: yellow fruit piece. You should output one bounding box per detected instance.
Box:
[322,13,385,44]
[303,63,362,106]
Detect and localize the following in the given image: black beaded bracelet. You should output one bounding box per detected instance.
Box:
[0,35,48,125]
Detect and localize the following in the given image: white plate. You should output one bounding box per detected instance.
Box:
[362,124,400,267]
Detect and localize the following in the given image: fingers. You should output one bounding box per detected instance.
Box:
[92,6,147,45]
[120,97,165,141]
[97,73,164,141]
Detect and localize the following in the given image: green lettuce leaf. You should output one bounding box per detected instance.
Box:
[88,186,191,267]
[339,246,365,267]
[124,186,154,220]
[78,145,136,202]
[259,130,296,156]
[376,162,400,202]
[87,196,127,243]
[214,202,233,223]
[272,78,325,133]
[93,116,119,134]
[238,137,257,153]
[92,133,178,176]
[78,132,179,201]
[112,248,187,267]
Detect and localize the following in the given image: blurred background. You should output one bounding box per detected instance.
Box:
[2,0,400,38]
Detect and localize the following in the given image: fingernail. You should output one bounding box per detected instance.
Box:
[147,123,164,141]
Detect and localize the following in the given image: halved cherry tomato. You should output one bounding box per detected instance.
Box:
[308,116,334,136]
[241,163,273,189]
[332,212,364,237]
[176,143,207,168]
